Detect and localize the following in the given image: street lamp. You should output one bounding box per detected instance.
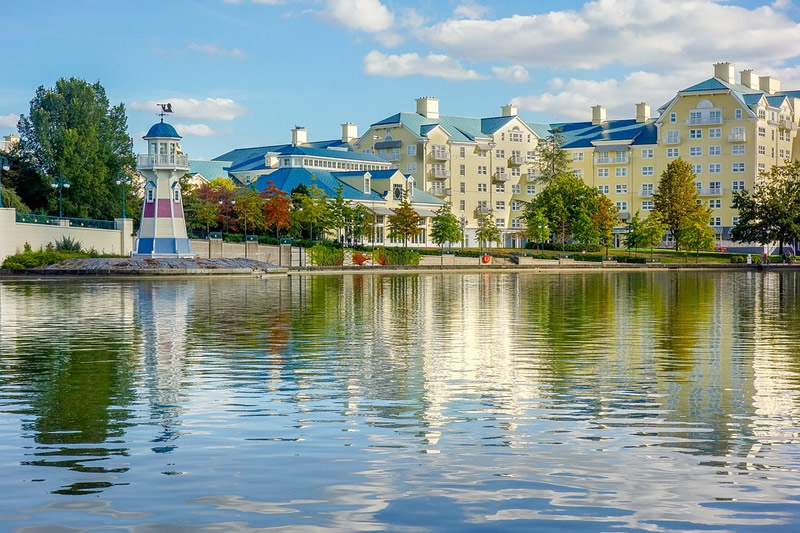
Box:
[115,172,128,218]
[51,175,70,218]
[0,156,9,208]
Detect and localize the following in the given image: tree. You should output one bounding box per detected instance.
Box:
[625,212,643,256]
[679,209,716,262]
[731,161,800,255]
[233,187,265,236]
[261,181,292,238]
[388,190,421,247]
[347,203,372,244]
[592,194,618,255]
[476,213,501,248]
[535,128,570,185]
[16,77,134,220]
[0,146,48,212]
[639,212,666,258]
[430,202,462,253]
[184,194,219,235]
[293,183,329,240]
[523,205,549,250]
[572,211,598,246]
[533,175,596,247]
[652,158,704,251]
[329,183,349,242]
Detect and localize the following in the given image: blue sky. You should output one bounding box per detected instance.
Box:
[2,0,800,159]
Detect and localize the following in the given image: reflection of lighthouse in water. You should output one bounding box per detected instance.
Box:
[135,282,193,453]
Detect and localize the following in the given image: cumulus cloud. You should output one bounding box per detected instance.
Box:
[422,0,800,72]
[188,43,245,58]
[174,124,228,137]
[512,70,699,121]
[324,0,394,33]
[363,50,486,80]
[492,64,529,83]
[130,98,246,121]
[0,114,19,128]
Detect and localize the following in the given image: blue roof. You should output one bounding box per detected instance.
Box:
[480,116,515,134]
[779,90,800,99]
[144,121,180,139]
[766,95,787,107]
[371,112,507,143]
[542,119,656,148]
[334,169,399,180]
[215,140,387,173]
[252,168,384,202]
[742,93,764,106]
[681,78,731,93]
[280,145,387,163]
[189,160,231,180]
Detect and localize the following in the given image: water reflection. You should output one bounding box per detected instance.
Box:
[0,272,799,531]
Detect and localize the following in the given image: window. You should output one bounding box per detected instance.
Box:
[495,201,505,211]
[596,151,609,164]
[710,217,721,227]
[477,150,486,158]
[459,199,466,211]
[666,130,680,143]
[690,146,702,157]
[758,163,766,172]
[572,169,584,178]
[615,184,627,194]
[407,162,417,174]
[598,168,609,178]
[146,188,154,202]
[572,151,584,161]
[732,180,745,191]
[597,184,610,194]
[689,111,702,124]
[642,200,653,210]
[509,131,523,142]
[459,164,465,176]
[732,216,740,226]
[667,148,679,158]
[393,184,403,201]
[614,151,628,163]
[758,109,766,119]
[709,199,721,209]
[758,145,765,155]
[495,149,505,158]
[511,167,521,177]
[670,112,676,123]
[478,165,487,175]
[690,129,702,139]
[477,183,487,192]
[407,145,417,156]
[695,182,702,193]
[642,166,654,176]
[460,147,466,158]
[732,145,745,155]
[511,184,520,194]
[511,218,521,229]
[692,164,702,174]
[460,182,466,194]
[732,162,745,173]
[364,176,371,194]
[495,183,505,193]
[496,218,505,227]
[527,184,536,195]
[758,127,766,137]
[780,149,786,159]
[709,110,721,123]
[735,109,742,120]
[511,200,522,211]
[709,181,721,192]
[616,201,628,212]
[615,168,627,177]
[709,145,721,156]
[641,148,654,159]
[709,128,721,138]
[641,183,654,196]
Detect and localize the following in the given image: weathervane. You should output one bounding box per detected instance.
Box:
[157,103,173,122]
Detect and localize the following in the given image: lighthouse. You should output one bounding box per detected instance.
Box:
[132,112,195,258]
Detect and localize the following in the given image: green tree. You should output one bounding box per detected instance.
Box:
[233,187,265,236]
[523,205,549,250]
[476,213,501,248]
[731,161,800,255]
[329,183,349,242]
[430,202,462,251]
[652,158,703,251]
[572,211,598,246]
[388,190,421,247]
[16,77,134,220]
[533,175,596,247]
[347,203,372,244]
[261,181,292,238]
[679,209,716,262]
[535,128,570,184]
[639,212,666,258]
[184,193,219,235]
[592,194,618,255]
[293,184,329,240]
[624,212,643,256]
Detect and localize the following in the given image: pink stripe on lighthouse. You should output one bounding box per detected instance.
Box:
[157,199,172,217]
[143,201,155,218]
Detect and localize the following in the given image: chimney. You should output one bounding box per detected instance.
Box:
[341,122,358,144]
[714,62,735,83]
[591,105,606,126]
[759,75,781,95]
[416,97,439,120]
[501,104,518,117]
[635,102,650,123]
[291,126,307,147]
[740,69,759,90]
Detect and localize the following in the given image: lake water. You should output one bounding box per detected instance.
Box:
[1,271,800,532]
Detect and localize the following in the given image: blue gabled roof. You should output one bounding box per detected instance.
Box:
[766,95,787,107]
[545,119,656,149]
[189,160,231,180]
[371,112,529,143]
[253,168,385,202]
[333,169,399,180]
[742,93,764,106]
[681,78,731,93]
[280,145,388,163]
[144,121,180,139]
[214,144,286,168]
[779,90,800,99]
[480,116,515,134]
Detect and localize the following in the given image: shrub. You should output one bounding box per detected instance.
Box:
[524,242,603,252]
[352,252,370,266]
[618,256,647,264]
[373,247,387,266]
[572,253,605,262]
[752,255,762,264]
[384,248,420,266]
[307,244,344,266]
[53,236,83,252]
[731,255,745,264]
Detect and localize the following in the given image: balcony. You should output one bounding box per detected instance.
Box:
[493,171,510,182]
[687,117,722,125]
[385,153,401,162]
[527,173,539,183]
[728,132,746,142]
[429,167,450,179]
[638,190,654,198]
[664,136,681,145]
[780,119,798,131]
[701,187,723,196]
[474,206,490,217]
[137,153,189,170]
[508,155,525,166]
[431,150,451,161]
[526,154,538,163]
[595,157,610,165]
[428,187,451,198]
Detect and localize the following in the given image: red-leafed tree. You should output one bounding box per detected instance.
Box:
[261,181,292,238]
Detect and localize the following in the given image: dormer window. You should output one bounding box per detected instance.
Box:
[364,175,371,194]
[393,183,403,201]
[146,188,154,202]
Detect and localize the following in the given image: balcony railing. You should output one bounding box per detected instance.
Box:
[474,206,490,217]
[728,132,746,142]
[527,174,539,183]
[137,153,189,169]
[638,190,654,198]
[385,153,401,162]
[494,171,510,182]
[428,187,451,198]
[429,167,450,179]
[687,117,722,125]
[664,136,681,145]
[431,150,450,161]
[508,155,525,166]
[701,187,723,196]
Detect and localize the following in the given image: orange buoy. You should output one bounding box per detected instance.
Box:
[482,254,490,264]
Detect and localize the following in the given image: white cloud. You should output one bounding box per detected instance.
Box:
[422,0,800,72]
[188,43,245,58]
[324,0,394,33]
[130,98,246,121]
[174,124,228,137]
[512,70,698,121]
[492,64,529,83]
[363,50,486,80]
[454,1,488,20]
[0,113,19,128]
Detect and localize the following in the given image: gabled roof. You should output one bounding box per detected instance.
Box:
[214,139,360,169]
[333,169,399,180]
[766,95,788,108]
[480,116,515,134]
[742,93,764,106]
[370,112,535,143]
[542,119,657,149]
[188,160,231,180]
[779,90,800,99]
[252,168,384,202]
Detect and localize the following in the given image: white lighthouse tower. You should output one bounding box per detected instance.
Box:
[133,107,195,257]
